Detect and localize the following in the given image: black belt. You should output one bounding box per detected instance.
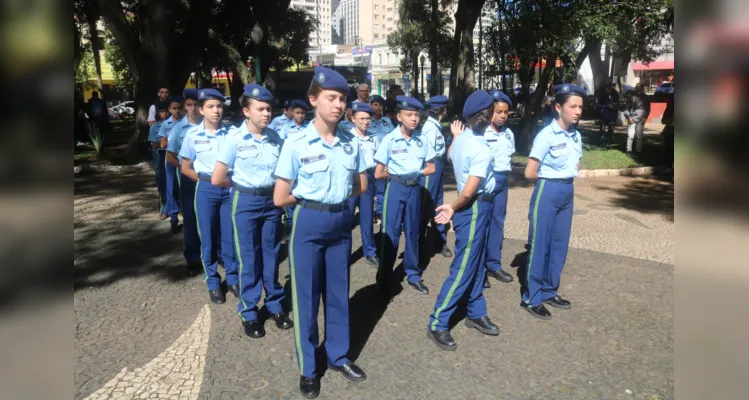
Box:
[494,171,510,176]
[234,184,274,197]
[198,172,212,182]
[542,177,574,184]
[475,192,494,202]
[297,199,349,213]
[389,175,420,186]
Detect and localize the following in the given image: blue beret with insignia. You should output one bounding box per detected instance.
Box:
[489,90,512,108]
[313,66,350,93]
[351,102,374,115]
[183,88,199,100]
[396,95,423,111]
[463,90,494,119]
[554,83,586,97]
[198,88,224,102]
[425,95,448,109]
[370,95,386,105]
[291,99,310,111]
[283,100,293,108]
[242,83,274,102]
[155,101,170,111]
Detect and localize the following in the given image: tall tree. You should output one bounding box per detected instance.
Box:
[448,0,485,117]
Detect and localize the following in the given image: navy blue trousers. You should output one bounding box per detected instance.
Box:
[485,173,510,273]
[179,173,201,265]
[429,199,491,331]
[420,158,447,248]
[194,180,238,291]
[155,150,167,214]
[522,179,574,306]
[231,191,284,321]
[347,171,377,258]
[374,178,386,217]
[378,180,422,284]
[288,205,353,378]
[164,157,180,224]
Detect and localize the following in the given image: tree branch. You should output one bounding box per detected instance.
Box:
[99,0,141,80]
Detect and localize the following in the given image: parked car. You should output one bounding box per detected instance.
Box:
[110,101,135,119]
[655,81,674,94]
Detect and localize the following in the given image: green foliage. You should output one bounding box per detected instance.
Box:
[75,49,98,91]
[387,0,454,74]
[85,119,104,157]
[103,31,133,93]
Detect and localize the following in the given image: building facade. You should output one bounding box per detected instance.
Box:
[290,0,333,49]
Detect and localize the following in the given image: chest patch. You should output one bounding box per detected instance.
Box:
[195,140,211,145]
[551,142,567,150]
[301,154,326,165]
[237,145,257,152]
[392,148,408,155]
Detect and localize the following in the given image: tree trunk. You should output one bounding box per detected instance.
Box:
[520,53,557,151]
[429,0,439,95]
[586,38,607,93]
[612,52,631,93]
[449,0,485,118]
[85,9,104,93]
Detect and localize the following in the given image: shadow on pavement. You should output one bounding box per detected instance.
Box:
[595,175,674,222]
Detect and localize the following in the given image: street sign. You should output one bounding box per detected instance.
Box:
[402,74,410,81]
[441,74,450,80]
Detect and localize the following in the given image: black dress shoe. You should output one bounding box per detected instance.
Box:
[544,295,572,309]
[487,269,513,283]
[270,312,293,330]
[465,316,500,336]
[242,319,265,338]
[521,302,552,320]
[185,263,202,277]
[365,256,379,267]
[208,289,225,304]
[299,376,319,399]
[328,362,367,382]
[439,245,453,257]
[170,223,180,234]
[227,284,240,299]
[483,278,491,288]
[408,280,429,294]
[426,329,457,351]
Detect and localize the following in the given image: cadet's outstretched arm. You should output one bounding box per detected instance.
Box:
[524,158,540,180]
[166,151,180,167]
[434,175,480,224]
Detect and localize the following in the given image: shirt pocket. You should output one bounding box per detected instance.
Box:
[548,141,570,159]
[236,145,259,159]
[300,154,329,174]
[194,141,212,153]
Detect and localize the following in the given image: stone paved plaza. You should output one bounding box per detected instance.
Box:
[74,166,673,400]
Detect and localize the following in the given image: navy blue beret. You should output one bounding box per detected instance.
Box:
[198,88,224,102]
[396,95,423,111]
[183,88,199,100]
[351,102,374,115]
[283,100,293,108]
[155,101,170,111]
[169,95,183,104]
[425,95,448,109]
[313,66,350,93]
[370,95,386,105]
[554,83,586,97]
[291,99,310,111]
[489,90,512,108]
[463,90,494,119]
[242,83,274,102]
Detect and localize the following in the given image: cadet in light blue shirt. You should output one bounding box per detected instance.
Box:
[419,95,451,258]
[178,88,239,306]
[277,100,310,140]
[158,96,184,231]
[166,88,202,276]
[483,90,516,286]
[148,102,170,218]
[347,102,379,266]
[211,84,292,339]
[368,94,393,219]
[521,83,585,321]
[428,90,500,351]
[273,66,369,395]
[374,95,436,295]
[268,100,294,131]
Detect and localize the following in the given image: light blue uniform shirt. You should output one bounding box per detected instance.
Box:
[179,122,234,175]
[374,127,436,179]
[350,127,379,171]
[219,124,283,189]
[529,120,583,179]
[338,119,354,132]
[274,124,368,204]
[450,128,496,194]
[268,114,292,131]
[277,121,308,140]
[421,116,446,159]
[484,125,515,172]
[167,117,201,164]
[157,116,180,140]
[148,121,163,144]
[370,116,393,143]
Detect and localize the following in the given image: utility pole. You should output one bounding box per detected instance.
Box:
[478,8,483,90]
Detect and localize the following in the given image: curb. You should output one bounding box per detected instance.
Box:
[510,165,668,179]
[74,161,152,175]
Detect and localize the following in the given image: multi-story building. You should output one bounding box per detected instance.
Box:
[290,0,333,49]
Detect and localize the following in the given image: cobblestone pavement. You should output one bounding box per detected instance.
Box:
[75,168,673,400]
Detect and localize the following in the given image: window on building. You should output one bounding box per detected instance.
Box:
[374,33,379,39]
[387,53,390,64]
[394,53,399,63]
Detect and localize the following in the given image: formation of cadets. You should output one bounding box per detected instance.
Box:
[148,66,585,399]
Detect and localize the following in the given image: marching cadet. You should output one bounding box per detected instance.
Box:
[148,101,169,219]
[419,95,452,258]
[369,94,393,221]
[374,95,436,296]
[338,102,355,131]
[277,100,310,140]
[159,96,184,233]
[211,84,293,339]
[427,90,500,351]
[273,66,369,399]
[347,101,379,266]
[166,88,203,276]
[521,83,584,320]
[268,100,294,131]
[483,90,516,287]
[179,89,239,305]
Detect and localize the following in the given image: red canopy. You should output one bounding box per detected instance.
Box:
[632,60,674,71]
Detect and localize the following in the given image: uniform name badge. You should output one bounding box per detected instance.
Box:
[301,154,326,164]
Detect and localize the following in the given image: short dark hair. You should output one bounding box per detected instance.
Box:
[428,107,446,119]
[307,80,323,99]
[467,107,493,130]
[554,93,583,107]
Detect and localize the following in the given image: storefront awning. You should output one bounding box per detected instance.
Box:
[632,60,674,71]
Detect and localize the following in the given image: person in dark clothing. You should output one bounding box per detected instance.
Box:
[595,80,620,146]
[86,91,110,133]
[661,93,674,166]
